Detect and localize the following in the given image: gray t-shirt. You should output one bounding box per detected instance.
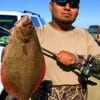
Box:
[36,23,100,85]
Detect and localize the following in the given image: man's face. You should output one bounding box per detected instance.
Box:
[49,0,79,24]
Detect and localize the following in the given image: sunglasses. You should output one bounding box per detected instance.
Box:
[52,0,80,8]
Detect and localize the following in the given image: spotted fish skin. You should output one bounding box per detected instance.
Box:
[1,16,45,100]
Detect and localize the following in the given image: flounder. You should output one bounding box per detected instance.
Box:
[1,16,45,100]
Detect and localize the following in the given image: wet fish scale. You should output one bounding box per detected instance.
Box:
[1,16,45,100]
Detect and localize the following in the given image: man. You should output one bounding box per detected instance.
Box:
[2,0,100,100]
[33,0,100,100]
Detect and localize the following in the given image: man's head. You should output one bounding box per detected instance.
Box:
[49,0,80,28]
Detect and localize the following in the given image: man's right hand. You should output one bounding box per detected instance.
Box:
[11,16,35,43]
[56,50,78,66]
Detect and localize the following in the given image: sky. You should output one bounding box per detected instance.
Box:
[0,0,100,29]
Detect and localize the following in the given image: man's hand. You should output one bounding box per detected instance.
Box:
[56,50,78,66]
[14,15,35,43]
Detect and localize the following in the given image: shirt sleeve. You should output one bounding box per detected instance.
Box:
[35,26,46,45]
[86,31,100,56]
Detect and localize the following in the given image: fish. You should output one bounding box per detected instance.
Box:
[1,16,45,100]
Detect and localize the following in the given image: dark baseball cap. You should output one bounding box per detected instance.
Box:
[51,0,80,3]
[51,0,80,8]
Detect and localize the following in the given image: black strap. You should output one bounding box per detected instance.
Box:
[0,89,8,100]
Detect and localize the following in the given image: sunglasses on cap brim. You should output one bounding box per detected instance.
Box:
[52,0,80,8]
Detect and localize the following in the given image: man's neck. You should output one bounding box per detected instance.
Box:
[50,21,73,31]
